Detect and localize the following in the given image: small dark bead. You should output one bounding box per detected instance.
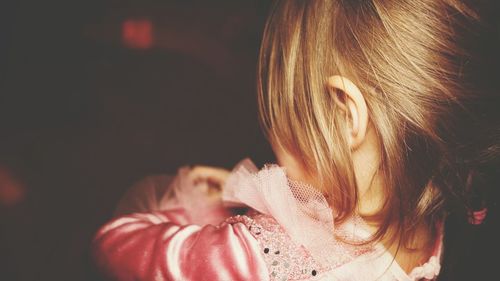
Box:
[249,226,261,235]
[312,270,317,276]
[274,250,280,255]
[264,248,270,254]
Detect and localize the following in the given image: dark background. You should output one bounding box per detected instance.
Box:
[0,1,498,281]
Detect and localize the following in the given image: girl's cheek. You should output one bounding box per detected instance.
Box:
[274,146,313,184]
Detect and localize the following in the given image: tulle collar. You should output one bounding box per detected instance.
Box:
[222,158,366,266]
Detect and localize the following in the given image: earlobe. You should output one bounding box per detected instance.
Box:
[327,75,369,149]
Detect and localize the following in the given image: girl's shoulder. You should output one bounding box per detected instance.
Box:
[224,208,444,281]
[223,158,445,280]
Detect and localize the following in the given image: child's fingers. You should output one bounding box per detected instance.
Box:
[189,166,230,188]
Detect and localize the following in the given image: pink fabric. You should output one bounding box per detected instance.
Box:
[93,208,269,281]
[93,158,444,281]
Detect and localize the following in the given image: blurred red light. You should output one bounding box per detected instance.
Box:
[0,166,26,207]
[122,19,154,49]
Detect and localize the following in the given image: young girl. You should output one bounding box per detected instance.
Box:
[93,0,492,280]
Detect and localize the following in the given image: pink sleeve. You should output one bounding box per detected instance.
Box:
[92,208,270,281]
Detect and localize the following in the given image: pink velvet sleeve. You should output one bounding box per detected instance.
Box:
[92,208,270,281]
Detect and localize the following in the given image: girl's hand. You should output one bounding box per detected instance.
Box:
[188,166,230,193]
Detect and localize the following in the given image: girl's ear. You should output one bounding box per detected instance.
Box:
[327,75,369,149]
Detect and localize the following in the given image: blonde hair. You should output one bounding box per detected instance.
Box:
[257,0,478,246]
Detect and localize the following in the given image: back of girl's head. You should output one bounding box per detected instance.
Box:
[257,0,488,245]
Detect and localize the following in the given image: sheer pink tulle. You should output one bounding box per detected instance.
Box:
[223,158,341,266]
[223,159,382,267]
[114,167,232,226]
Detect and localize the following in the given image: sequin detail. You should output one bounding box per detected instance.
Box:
[225,212,327,280]
[224,210,381,280]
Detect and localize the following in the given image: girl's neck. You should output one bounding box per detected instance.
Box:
[385,222,435,273]
[352,128,436,273]
[362,217,435,274]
